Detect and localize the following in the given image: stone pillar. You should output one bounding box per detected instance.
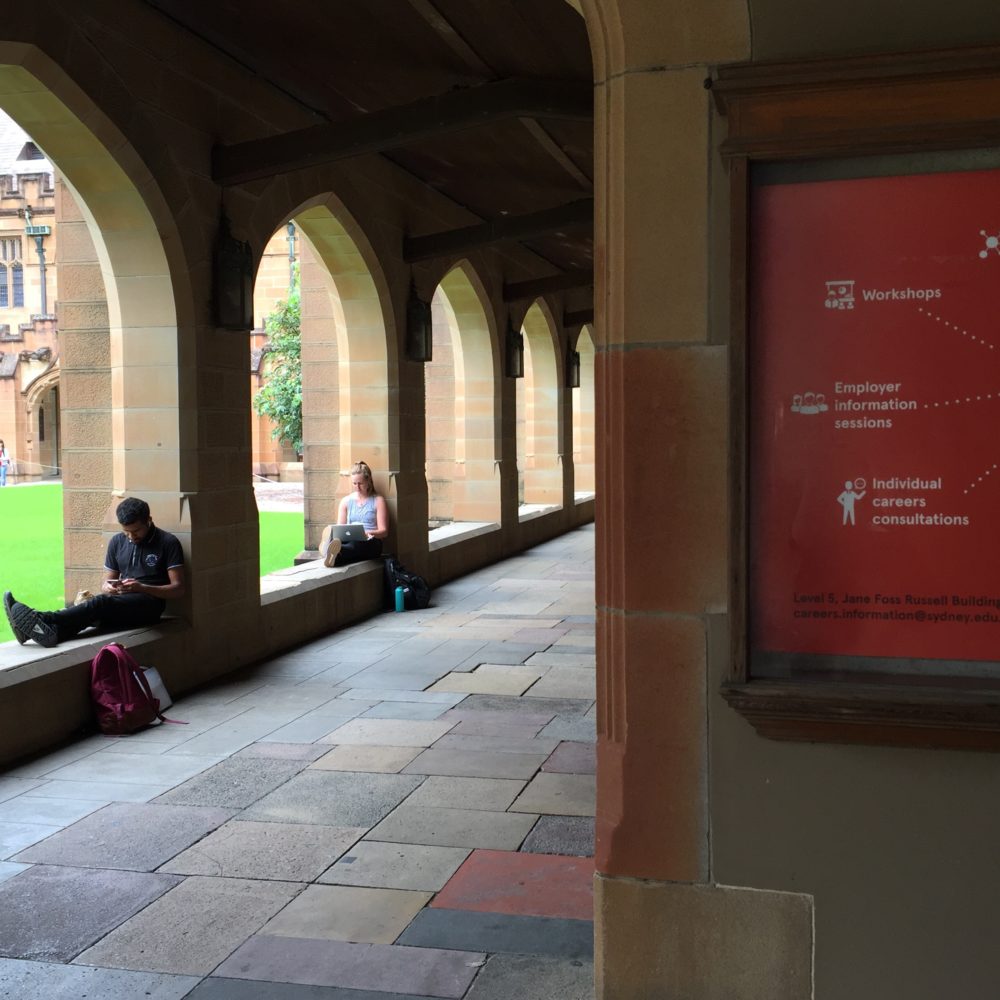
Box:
[53,177,113,602]
[299,243,341,548]
[585,1,815,996]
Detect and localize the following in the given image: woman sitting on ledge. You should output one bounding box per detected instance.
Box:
[319,460,388,568]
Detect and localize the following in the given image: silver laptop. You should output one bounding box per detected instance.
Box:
[329,523,367,543]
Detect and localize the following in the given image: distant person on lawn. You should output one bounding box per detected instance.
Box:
[4,497,185,648]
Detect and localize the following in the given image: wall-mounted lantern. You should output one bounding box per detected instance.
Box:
[506,319,524,378]
[566,345,581,388]
[406,282,433,362]
[213,213,254,330]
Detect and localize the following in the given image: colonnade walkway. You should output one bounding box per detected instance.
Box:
[0,525,596,999]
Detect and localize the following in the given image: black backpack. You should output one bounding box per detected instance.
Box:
[383,557,431,610]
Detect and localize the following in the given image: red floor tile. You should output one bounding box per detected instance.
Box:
[431,849,594,920]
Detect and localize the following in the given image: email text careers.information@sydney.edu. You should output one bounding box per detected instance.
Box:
[792,591,1000,626]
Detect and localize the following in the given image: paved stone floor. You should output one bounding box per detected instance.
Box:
[0,525,596,999]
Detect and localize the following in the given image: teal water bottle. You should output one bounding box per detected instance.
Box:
[394,586,406,612]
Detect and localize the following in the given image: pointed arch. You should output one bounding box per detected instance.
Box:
[517,299,563,513]
[425,261,501,528]
[0,46,190,600]
[266,195,394,551]
[573,324,596,495]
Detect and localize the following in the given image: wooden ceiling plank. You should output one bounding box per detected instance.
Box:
[503,269,592,302]
[519,118,592,189]
[404,0,495,76]
[213,77,594,185]
[403,198,593,262]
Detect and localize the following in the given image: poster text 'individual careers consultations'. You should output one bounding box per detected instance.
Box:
[750,166,1000,668]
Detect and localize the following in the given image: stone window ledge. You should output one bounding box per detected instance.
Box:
[428,521,499,552]
[518,503,562,523]
[574,491,595,505]
[0,619,185,689]
[260,557,382,606]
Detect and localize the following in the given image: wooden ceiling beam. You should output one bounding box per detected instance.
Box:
[564,308,594,327]
[503,269,592,302]
[214,77,593,185]
[403,198,593,263]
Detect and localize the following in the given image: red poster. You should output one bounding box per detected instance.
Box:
[750,167,1000,666]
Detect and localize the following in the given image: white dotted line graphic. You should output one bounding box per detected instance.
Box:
[918,307,1000,408]
[965,463,999,494]
[924,392,999,410]
[917,306,997,351]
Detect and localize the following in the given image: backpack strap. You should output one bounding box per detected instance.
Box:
[108,642,188,727]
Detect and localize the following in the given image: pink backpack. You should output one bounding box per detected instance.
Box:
[90,642,183,735]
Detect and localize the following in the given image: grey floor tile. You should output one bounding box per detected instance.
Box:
[404,776,525,811]
[323,719,455,747]
[361,702,449,721]
[437,708,554,733]
[319,841,470,891]
[236,743,331,761]
[1,739,107,778]
[160,820,365,880]
[433,734,560,756]
[340,670,447,691]
[0,865,180,961]
[520,816,595,857]
[524,652,595,669]
[242,770,423,827]
[187,979,437,1000]
[0,777,45,804]
[0,820,61,858]
[465,953,594,999]
[542,741,596,774]
[262,715,364,743]
[214,935,484,998]
[13,802,232,871]
[0,795,103,828]
[0,862,28,883]
[259,883,432,944]
[367,803,537,850]
[339,689,461,704]
[403,748,545,780]
[43,751,227,788]
[397,908,593,959]
[0,958,198,1000]
[21,778,174,802]
[75,876,302,975]
[538,716,598,743]
[154,757,308,809]
[310,745,422,773]
[456,695,592,717]
[510,773,596,817]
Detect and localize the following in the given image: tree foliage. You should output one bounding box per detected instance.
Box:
[253,275,302,454]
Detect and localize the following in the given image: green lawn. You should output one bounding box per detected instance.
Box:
[0,484,304,644]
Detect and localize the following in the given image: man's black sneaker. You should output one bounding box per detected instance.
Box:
[3,592,58,648]
[3,591,27,644]
[28,616,59,648]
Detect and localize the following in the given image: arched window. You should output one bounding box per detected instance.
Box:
[0,263,7,308]
[11,262,23,307]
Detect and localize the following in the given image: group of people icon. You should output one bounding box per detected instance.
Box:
[791,392,828,415]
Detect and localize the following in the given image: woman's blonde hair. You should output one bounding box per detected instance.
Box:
[350,460,376,495]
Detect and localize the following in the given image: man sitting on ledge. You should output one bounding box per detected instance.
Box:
[4,497,185,648]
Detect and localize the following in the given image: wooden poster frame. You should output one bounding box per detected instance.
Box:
[714,46,1000,751]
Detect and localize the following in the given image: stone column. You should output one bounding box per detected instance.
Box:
[585,1,815,996]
